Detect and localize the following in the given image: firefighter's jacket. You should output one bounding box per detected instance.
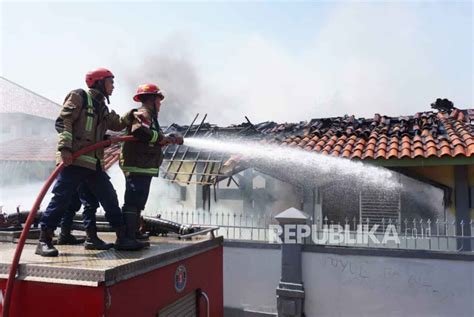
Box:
[56,88,134,170]
[119,105,164,176]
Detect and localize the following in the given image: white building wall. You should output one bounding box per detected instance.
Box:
[303,252,473,317]
[223,245,474,317]
[224,246,281,314]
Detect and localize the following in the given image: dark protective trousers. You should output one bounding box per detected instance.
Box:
[59,182,100,230]
[123,175,153,212]
[40,164,123,230]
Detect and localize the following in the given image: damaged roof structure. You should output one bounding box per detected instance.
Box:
[101,99,473,187]
[1,77,471,186]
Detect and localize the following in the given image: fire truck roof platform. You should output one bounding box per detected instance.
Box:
[0,234,223,287]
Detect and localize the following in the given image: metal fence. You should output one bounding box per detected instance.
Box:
[160,210,271,242]
[158,210,474,252]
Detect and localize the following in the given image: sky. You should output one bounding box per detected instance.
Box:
[1,0,472,126]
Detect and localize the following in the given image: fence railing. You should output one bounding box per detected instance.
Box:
[157,210,474,252]
[160,210,271,242]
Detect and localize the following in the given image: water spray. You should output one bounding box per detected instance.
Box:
[184,137,401,190]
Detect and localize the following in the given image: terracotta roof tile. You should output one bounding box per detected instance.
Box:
[351,149,363,159]
[342,150,351,158]
[413,141,423,149]
[343,143,354,152]
[323,145,332,153]
[90,106,474,167]
[388,148,399,159]
[366,143,376,152]
[333,145,343,153]
[439,147,452,157]
[400,148,412,158]
[453,145,466,157]
[467,144,474,156]
[401,142,411,150]
[367,138,377,146]
[375,149,386,159]
[258,106,473,162]
[437,140,450,149]
[388,143,399,151]
[451,138,463,147]
[390,136,399,144]
[414,148,425,158]
[353,143,363,152]
[376,143,387,151]
[316,140,326,148]
[363,149,375,159]
[424,135,435,143]
[425,141,437,149]
[425,147,438,158]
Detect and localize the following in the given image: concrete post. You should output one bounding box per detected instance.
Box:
[454,165,471,251]
[275,207,309,317]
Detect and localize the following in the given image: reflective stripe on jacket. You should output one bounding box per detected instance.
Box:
[119,105,163,176]
[55,88,133,170]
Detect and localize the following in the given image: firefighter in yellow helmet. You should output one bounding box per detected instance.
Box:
[120,84,183,242]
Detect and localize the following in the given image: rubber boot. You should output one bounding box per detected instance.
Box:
[129,211,150,248]
[136,210,149,241]
[84,226,114,250]
[114,224,145,251]
[35,228,59,257]
[118,209,150,249]
[57,225,85,245]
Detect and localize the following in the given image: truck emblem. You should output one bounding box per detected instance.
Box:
[174,265,187,292]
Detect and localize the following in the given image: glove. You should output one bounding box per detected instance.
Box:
[173,135,184,145]
[60,149,73,166]
[133,109,150,126]
[159,134,184,146]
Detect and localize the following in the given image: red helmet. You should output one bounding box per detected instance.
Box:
[85,68,114,88]
[133,83,165,102]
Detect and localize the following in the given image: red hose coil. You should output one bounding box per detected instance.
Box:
[2,135,136,317]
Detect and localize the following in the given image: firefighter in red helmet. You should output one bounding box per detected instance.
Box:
[37,68,145,256]
[120,84,183,241]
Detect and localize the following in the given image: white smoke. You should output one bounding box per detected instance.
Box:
[106,164,184,216]
[201,3,472,124]
[111,3,472,126]
[0,182,54,214]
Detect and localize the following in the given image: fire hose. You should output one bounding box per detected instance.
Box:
[1,212,198,236]
[71,215,197,235]
[2,134,183,317]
